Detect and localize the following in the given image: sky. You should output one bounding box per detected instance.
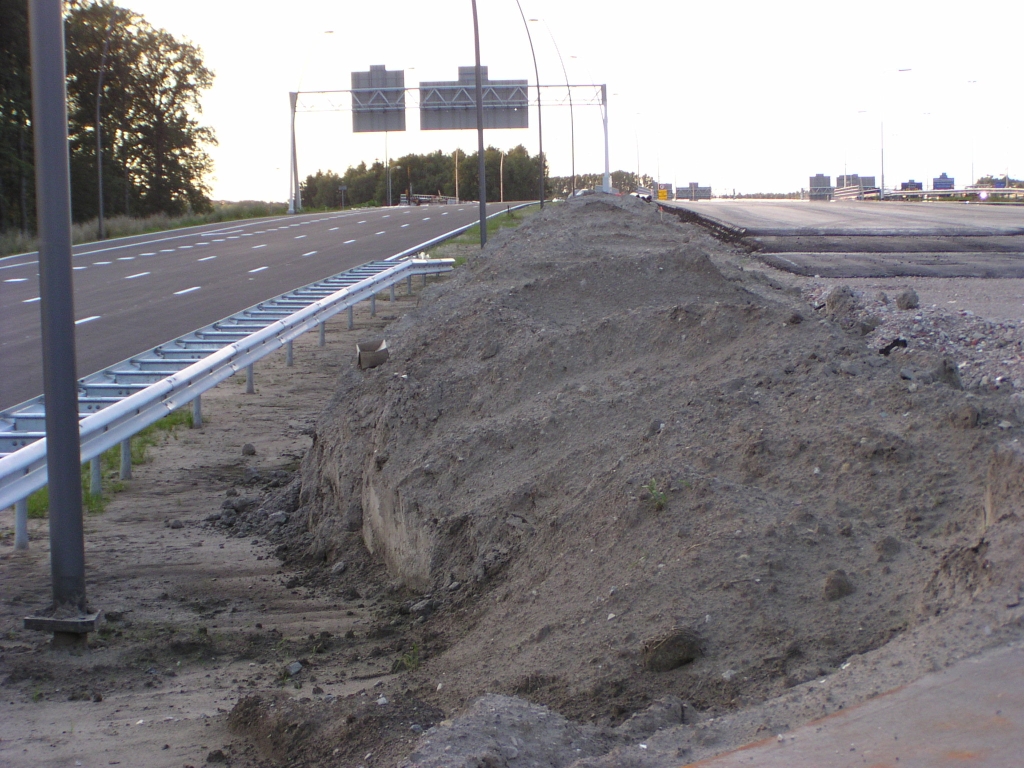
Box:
[119,0,1024,201]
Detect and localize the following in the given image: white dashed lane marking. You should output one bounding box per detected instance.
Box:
[252,244,267,249]
[295,235,306,239]
[117,256,135,261]
[248,266,268,273]
[174,286,200,295]
[198,255,217,262]
[93,261,112,265]
[125,272,150,279]
[4,278,28,283]
[375,231,386,235]
[140,252,156,256]
[344,239,356,244]
[75,315,101,325]
[329,227,339,231]
[401,223,410,228]
[23,297,40,303]
[302,251,317,257]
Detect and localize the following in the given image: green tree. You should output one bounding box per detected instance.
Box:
[0,0,33,233]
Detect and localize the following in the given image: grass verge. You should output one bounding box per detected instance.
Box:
[25,408,193,518]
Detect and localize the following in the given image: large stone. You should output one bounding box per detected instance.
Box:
[823,569,855,600]
[895,289,920,310]
[824,285,858,317]
[641,628,704,672]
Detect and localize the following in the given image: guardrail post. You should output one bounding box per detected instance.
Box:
[246,363,255,394]
[390,284,396,302]
[119,439,132,479]
[423,273,428,287]
[370,294,376,317]
[286,340,294,366]
[318,321,326,347]
[191,395,202,428]
[407,274,413,295]
[89,457,102,496]
[347,306,354,330]
[15,498,29,550]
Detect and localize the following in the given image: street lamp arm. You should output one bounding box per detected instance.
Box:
[515,0,544,208]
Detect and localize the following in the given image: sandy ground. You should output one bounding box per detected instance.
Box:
[2,197,1024,768]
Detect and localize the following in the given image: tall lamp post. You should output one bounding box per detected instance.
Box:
[534,18,574,198]
[95,10,117,240]
[471,0,487,246]
[517,4,544,208]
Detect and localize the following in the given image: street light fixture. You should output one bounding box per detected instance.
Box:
[517,3,544,208]
[532,18,574,198]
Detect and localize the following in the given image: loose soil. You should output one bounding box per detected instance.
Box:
[3,195,1024,768]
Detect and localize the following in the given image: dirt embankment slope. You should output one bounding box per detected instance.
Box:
[257,194,1024,764]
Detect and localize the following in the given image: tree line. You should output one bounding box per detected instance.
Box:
[0,0,216,234]
[301,147,658,208]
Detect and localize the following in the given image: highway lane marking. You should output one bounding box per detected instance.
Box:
[422,217,431,220]
[178,245,193,249]
[4,277,28,282]
[401,223,410,228]
[442,212,449,215]
[248,266,268,273]
[329,227,339,231]
[0,261,33,271]
[160,249,175,252]
[196,242,210,245]
[23,297,40,303]
[73,266,87,270]
[75,315,101,325]
[241,233,253,237]
[174,286,200,295]
[93,261,112,265]
[252,244,267,249]
[117,256,135,261]
[197,255,217,262]
[375,231,386,235]
[344,239,356,244]
[227,236,240,239]
[125,272,150,279]
[140,252,156,256]
[255,230,266,234]
[358,220,367,224]
[212,239,225,242]
[382,214,390,218]
[294,235,306,239]
[302,251,318,257]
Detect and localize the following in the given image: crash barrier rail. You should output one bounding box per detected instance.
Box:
[0,202,537,527]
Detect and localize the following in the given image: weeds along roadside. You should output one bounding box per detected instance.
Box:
[24,408,193,520]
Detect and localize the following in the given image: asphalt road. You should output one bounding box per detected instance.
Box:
[664,199,1024,236]
[1,203,507,410]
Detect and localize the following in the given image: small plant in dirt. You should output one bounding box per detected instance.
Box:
[392,643,421,673]
[645,478,668,510]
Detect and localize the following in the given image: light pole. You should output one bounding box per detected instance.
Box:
[534,18,574,198]
[518,5,544,207]
[471,0,486,246]
[95,10,118,240]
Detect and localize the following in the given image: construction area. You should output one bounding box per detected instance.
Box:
[2,194,1024,767]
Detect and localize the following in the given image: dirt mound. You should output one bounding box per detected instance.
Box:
[283,194,1024,764]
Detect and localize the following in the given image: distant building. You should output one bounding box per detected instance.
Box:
[901,180,924,191]
[679,182,711,201]
[933,172,954,190]
[809,173,833,201]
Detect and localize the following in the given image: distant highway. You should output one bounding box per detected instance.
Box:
[664,199,1024,279]
[664,199,1024,236]
[1,204,506,409]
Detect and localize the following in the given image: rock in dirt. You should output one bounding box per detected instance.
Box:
[167,519,184,529]
[242,443,257,456]
[895,288,920,310]
[286,661,303,677]
[825,285,858,316]
[267,512,289,526]
[331,560,347,575]
[823,569,856,601]
[874,536,903,562]
[642,628,704,672]
[206,749,227,763]
[951,405,980,428]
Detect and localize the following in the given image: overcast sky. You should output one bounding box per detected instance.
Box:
[119,0,1023,201]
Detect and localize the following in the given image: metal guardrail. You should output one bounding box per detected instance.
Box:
[0,201,537,518]
[0,258,451,511]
